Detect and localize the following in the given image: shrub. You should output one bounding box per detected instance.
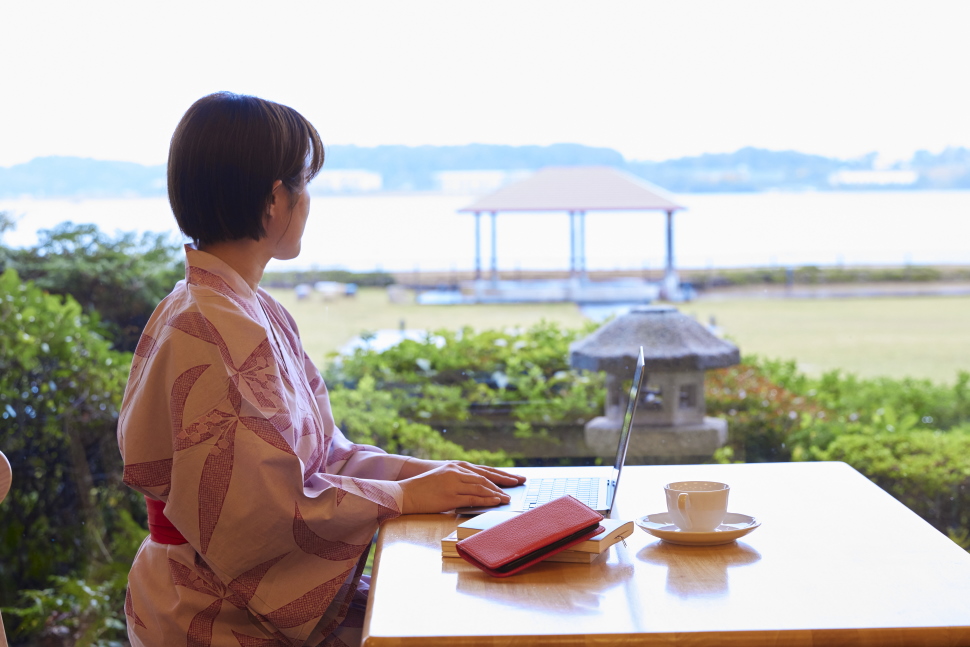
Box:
[4,507,146,647]
[0,268,144,643]
[328,374,508,465]
[262,268,395,288]
[2,222,183,352]
[695,264,949,288]
[706,356,970,548]
[705,360,822,462]
[821,427,970,544]
[325,321,604,461]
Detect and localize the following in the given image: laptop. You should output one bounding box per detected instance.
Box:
[458,346,646,519]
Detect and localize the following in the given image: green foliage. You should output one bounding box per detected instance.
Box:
[707,355,970,548]
[0,268,146,641]
[325,321,604,463]
[262,268,395,288]
[3,507,145,646]
[2,222,183,352]
[800,369,969,432]
[695,264,963,288]
[706,360,822,462]
[6,576,127,647]
[821,427,970,540]
[328,375,506,465]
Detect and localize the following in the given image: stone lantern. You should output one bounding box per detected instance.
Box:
[569,306,740,462]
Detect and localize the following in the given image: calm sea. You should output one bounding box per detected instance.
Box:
[1,191,968,272]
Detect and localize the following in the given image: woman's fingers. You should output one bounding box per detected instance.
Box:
[454,473,509,499]
[459,481,510,500]
[456,462,527,486]
[489,469,527,485]
[460,495,504,508]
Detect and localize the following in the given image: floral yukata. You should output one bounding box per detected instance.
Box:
[118,246,407,647]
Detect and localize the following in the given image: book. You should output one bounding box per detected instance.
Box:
[442,532,605,564]
[456,511,634,553]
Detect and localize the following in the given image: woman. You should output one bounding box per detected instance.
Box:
[118,92,524,647]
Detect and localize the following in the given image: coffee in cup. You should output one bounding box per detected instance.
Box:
[664,481,730,532]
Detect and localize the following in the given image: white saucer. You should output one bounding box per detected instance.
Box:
[636,512,761,546]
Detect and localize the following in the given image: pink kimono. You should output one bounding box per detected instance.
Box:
[118,246,408,647]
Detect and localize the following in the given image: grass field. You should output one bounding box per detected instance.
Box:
[268,287,970,384]
[681,295,970,383]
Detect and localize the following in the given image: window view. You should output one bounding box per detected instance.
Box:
[1,2,969,645]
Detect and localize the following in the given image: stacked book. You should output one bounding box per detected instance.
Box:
[442,510,634,564]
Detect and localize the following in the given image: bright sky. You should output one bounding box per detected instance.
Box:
[2,0,968,168]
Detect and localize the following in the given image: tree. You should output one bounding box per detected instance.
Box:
[1,221,183,352]
[0,268,136,602]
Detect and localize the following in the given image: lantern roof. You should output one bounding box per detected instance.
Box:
[569,306,740,374]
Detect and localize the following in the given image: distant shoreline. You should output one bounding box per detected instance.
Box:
[3,145,970,198]
[4,192,969,273]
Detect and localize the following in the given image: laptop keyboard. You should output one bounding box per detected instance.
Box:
[522,477,600,509]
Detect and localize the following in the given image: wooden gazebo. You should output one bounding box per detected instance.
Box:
[458,167,686,293]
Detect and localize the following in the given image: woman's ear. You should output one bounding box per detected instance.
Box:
[266,180,286,223]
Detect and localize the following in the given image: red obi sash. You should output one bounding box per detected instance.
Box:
[145,497,188,545]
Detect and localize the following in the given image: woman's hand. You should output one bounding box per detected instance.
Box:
[398,462,526,514]
[398,458,526,487]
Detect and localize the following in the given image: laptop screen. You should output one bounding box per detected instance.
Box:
[608,346,646,514]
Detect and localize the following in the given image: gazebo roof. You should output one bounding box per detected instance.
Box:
[459,166,685,213]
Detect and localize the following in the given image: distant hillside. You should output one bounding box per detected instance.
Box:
[0,156,167,198]
[631,147,970,192]
[2,145,969,198]
[629,147,845,193]
[323,143,626,191]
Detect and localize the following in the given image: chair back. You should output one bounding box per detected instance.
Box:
[0,451,10,505]
[0,451,10,647]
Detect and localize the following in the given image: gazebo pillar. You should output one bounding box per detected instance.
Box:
[474,211,482,280]
[568,210,576,278]
[663,209,679,298]
[489,211,498,284]
[579,210,587,282]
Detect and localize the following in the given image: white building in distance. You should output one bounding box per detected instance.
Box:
[310,170,383,194]
[828,169,918,187]
[434,170,532,195]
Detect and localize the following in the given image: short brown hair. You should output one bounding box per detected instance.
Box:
[168,92,324,246]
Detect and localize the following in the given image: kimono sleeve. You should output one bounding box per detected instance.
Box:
[303,350,411,481]
[271,295,410,482]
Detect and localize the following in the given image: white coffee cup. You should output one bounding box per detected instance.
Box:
[664,481,730,532]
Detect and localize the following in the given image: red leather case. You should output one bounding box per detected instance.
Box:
[456,495,604,577]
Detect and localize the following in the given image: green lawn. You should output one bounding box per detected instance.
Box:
[682,295,970,383]
[269,287,970,384]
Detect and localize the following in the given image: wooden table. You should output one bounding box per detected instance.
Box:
[361,462,970,646]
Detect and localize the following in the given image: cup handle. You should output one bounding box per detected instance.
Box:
[677,492,692,531]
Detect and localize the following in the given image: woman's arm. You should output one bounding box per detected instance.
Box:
[282,301,526,513]
[397,457,526,483]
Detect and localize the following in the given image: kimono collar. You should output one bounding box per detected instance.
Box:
[183,244,260,305]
